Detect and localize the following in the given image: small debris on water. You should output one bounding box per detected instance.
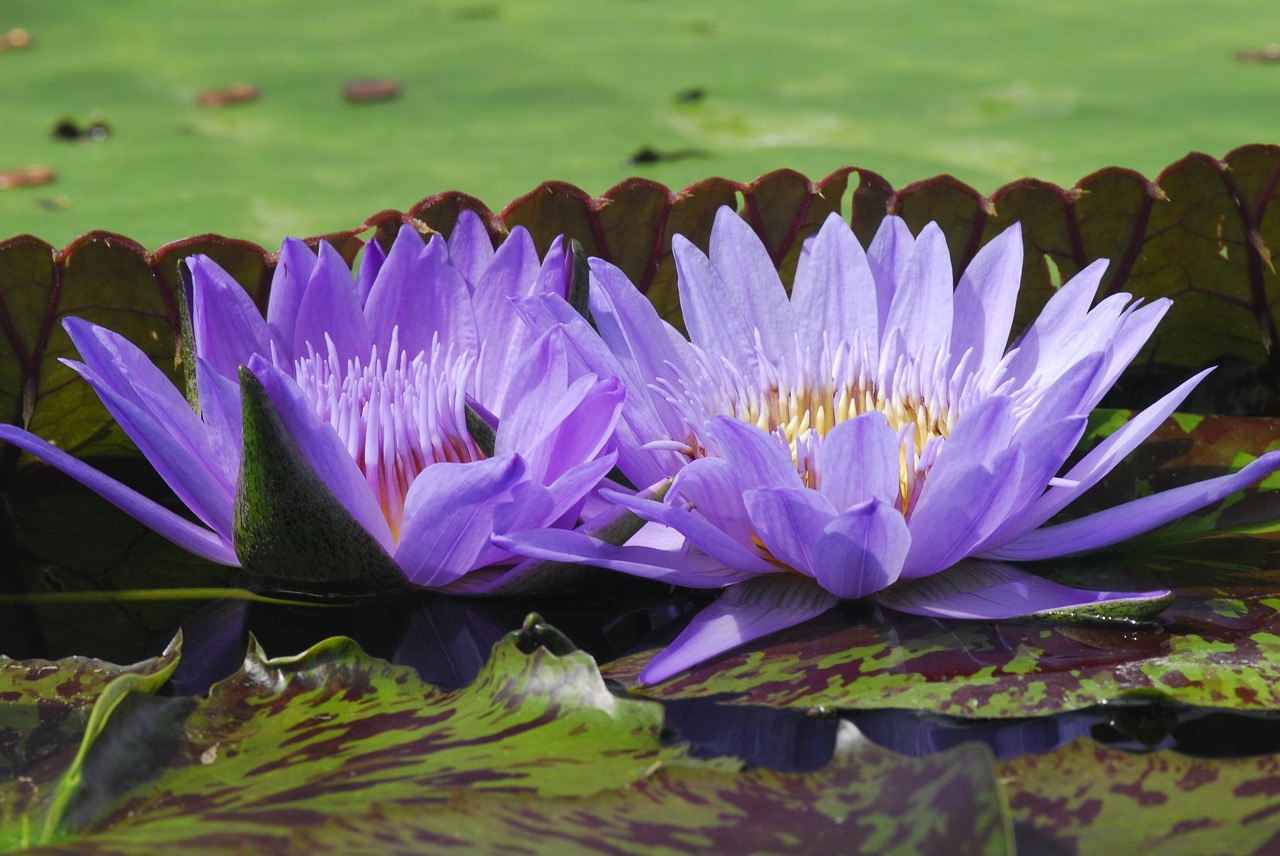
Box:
[626,145,710,166]
[0,28,31,52]
[197,82,261,107]
[1236,44,1280,63]
[52,114,110,142]
[0,165,55,190]
[343,78,401,103]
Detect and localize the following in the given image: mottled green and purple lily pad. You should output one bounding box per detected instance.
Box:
[0,623,1012,855]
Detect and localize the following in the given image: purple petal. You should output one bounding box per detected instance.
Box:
[1013,292,1133,391]
[707,207,796,355]
[981,416,1088,539]
[395,455,527,587]
[457,482,672,595]
[744,487,836,576]
[266,238,319,354]
[987,450,1280,561]
[0,424,238,565]
[291,242,372,362]
[923,394,1017,477]
[247,356,394,551]
[535,299,686,487]
[669,457,759,548]
[816,412,902,510]
[606,487,780,574]
[1004,259,1106,386]
[864,216,916,336]
[494,338,624,484]
[491,526,758,589]
[62,360,235,538]
[903,447,1024,577]
[540,453,619,528]
[988,367,1212,544]
[471,229,551,409]
[195,356,244,485]
[446,208,496,287]
[1081,299,1171,408]
[529,235,570,301]
[949,222,1023,375]
[587,258,692,408]
[365,229,478,360]
[875,560,1172,621]
[186,255,274,381]
[1017,352,1105,429]
[813,498,910,598]
[639,575,838,684]
[792,212,877,364]
[355,236,387,306]
[674,234,760,375]
[705,416,805,493]
[883,222,953,365]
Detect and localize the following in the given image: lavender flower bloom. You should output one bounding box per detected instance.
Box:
[499,207,1280,682]
[0,213,624,594]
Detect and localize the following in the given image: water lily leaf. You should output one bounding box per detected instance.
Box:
[0,459,230,662]
[0,621,1011,855]
[1001,737,1280,853]
[261,734,1010,856]
[0,233,177,473]
[602,541,1280,717]
[0,636,180,780]
[0,637,180,851]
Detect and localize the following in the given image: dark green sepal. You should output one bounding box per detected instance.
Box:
[175,259,200,410]
[464,404,497,458]
[234,367,410,596]
[567,238,591,320]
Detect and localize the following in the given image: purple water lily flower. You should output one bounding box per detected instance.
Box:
[498,207,1280,682]
[0,213,624,594]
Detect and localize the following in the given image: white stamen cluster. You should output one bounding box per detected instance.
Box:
[289,330,483,541]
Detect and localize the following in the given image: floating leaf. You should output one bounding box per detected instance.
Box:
[0,621,1011,855]
[602,543,1280,717]
[1001,738,1280,854]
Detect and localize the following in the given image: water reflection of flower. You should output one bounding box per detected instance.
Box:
[499,208,1280,682]
[0,214,623,593]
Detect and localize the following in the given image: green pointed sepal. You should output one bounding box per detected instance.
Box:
[566,238,591,320]
[234,367,411,596]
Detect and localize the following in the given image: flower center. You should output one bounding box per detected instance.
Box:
[661,335,969,516]
[290,332,484,542]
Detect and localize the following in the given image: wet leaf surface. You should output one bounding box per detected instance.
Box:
[0,628,1011,856]
[1002,739,1280,855]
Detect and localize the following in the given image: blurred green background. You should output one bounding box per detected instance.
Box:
[2,0,1278,249]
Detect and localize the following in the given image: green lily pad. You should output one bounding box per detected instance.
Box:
[0,635,179,779]
[0,620,1012,855]
[1001,737,1280,853]
[601,540,1280,717]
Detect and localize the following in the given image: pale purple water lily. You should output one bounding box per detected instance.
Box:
[0,213,624,594]
[497,207,1280,682]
